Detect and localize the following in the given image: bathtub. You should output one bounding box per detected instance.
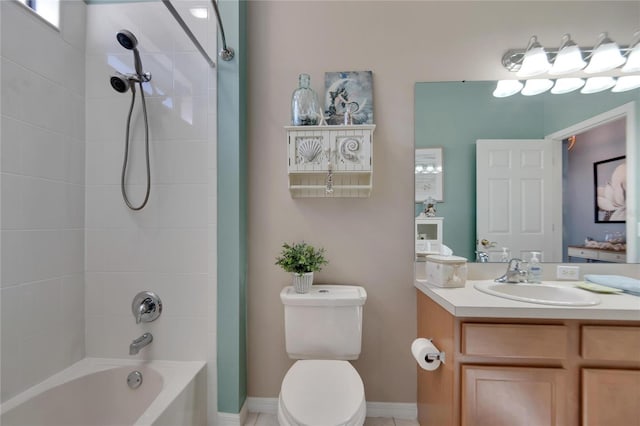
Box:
[0,358,206,426]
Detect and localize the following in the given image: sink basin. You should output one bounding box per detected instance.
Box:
[474,282,601,306]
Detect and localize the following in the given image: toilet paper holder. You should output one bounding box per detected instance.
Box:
[425,339,446,364]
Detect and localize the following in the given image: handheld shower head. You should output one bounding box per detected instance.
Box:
[110,72,132,93]
[116,30,138,50]
[116,30,145,78]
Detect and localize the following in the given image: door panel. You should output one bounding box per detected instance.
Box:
[476,139,560,262]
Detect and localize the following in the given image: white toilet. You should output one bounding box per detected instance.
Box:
[278,285,367,426]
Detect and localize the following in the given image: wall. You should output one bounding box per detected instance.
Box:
[1,0,87,402]
[246,1,640,403]
[83,0,218,417]
[565,118,626,253]
[216,0,248,415]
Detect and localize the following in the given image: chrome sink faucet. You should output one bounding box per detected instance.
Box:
[495,258,528,283]
[129,332,153,355]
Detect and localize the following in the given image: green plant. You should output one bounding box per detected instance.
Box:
[275,242,328,274]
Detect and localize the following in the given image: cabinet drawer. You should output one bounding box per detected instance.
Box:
[597,251,626,262]
[582,326,640,362]
[462,323,567,359]
[568,247,598,259]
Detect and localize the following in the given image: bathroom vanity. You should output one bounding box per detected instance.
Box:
[415,279,640,426]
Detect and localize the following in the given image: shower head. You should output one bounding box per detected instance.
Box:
[110,72,131,93]
[116,30,138,50]
[116,29,145,78]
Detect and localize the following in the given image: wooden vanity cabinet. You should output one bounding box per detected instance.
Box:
[417,291,640,426]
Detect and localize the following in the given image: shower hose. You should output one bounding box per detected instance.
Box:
[121,81,151,211]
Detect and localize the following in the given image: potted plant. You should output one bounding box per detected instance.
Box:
[275,242,328,293]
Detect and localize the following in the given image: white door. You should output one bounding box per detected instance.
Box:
[476,139,561,262]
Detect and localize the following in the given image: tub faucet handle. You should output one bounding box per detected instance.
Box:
[132,291,162,324]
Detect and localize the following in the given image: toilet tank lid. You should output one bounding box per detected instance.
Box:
[280,285,367,306]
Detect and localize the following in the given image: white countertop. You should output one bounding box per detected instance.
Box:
[415,279,640,321]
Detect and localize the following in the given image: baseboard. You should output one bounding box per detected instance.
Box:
[366,401,417,420]
[246,397,417,420]
[246,397,278,415]
[217,399,248,426]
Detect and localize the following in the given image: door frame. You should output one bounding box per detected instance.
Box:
[545,102,636,263]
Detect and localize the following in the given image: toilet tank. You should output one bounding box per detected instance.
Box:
[280,285,367,360]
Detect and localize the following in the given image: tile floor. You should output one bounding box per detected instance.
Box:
[244,413,420,426]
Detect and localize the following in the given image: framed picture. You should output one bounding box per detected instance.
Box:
[593,155,626,223]
[324,71,373,125]
[415,147,444,202]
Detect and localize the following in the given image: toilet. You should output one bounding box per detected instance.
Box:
[278,285,367,426]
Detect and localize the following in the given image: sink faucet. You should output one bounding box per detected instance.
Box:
[129,332,153,355]
[475,250,489,263]
[495,258,528,283]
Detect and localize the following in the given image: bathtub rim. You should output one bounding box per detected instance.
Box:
[0,357,206,426]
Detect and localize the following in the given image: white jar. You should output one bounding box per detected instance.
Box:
[425,255,468,288]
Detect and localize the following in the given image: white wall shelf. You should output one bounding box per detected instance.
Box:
[415,216,444,256]
[286,124,375,198]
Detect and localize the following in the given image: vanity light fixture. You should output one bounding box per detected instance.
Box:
[612,75,640,92]
[516,36,551,77]
[415,164,442,174]
[584,33,626,73]
[521,78,553,96]
[493,80,524,97]
[502,31,640,76]
[550,78,585,94]
[621,31,640,73]
[549,34,586,75]
[581,76,616,94]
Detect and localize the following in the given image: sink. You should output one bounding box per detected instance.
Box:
[474,282,601,306]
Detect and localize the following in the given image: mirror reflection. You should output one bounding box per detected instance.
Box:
[415,81,639,263]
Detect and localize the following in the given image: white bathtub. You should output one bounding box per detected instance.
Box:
[0,358,206,426]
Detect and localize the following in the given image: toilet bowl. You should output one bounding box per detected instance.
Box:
[279,285,367,426]
[278,360,366,426]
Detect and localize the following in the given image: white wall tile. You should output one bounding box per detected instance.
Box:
[1,57,77,136]
[0,117,21,175]
[83,0,216,366]
[0,287,24,401]
[1,229,83,288]
[1,173,23,229]
[60,0,87,51]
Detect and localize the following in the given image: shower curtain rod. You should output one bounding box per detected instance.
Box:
[161,0,234,69]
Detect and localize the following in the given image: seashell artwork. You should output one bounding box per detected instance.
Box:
[296,137,323,164]
[339,137,361,163]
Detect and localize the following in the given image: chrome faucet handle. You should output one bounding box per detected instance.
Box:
[132,291,162,324]
[495,258,525,283]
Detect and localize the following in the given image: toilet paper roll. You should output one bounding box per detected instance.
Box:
[411,338,443,371]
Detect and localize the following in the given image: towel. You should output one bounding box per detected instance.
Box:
[584,275,640,296]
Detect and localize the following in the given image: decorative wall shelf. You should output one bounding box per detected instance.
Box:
[415,216,444,257]
[286,124,375,198]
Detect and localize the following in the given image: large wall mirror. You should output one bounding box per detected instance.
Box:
[415,81,639,264]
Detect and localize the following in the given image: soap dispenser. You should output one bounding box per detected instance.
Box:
[528,252,542,283]
[500,247,510,262]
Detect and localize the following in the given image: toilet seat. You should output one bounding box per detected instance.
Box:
[278,360,366,426]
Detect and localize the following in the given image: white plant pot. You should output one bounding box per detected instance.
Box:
[292,272,314,293]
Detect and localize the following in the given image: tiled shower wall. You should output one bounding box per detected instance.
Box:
[84,0,216,392]
[1,0,87,402]
[1,0,217,414]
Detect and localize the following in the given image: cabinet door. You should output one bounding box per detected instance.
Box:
[462,365,567,426]
[582,369,640,426]
[288,130,329,172]
[331,129,371,172]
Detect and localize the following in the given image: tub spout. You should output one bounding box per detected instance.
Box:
[129,332,153,355]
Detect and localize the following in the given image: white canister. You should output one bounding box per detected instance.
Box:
[425,255,467,288]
